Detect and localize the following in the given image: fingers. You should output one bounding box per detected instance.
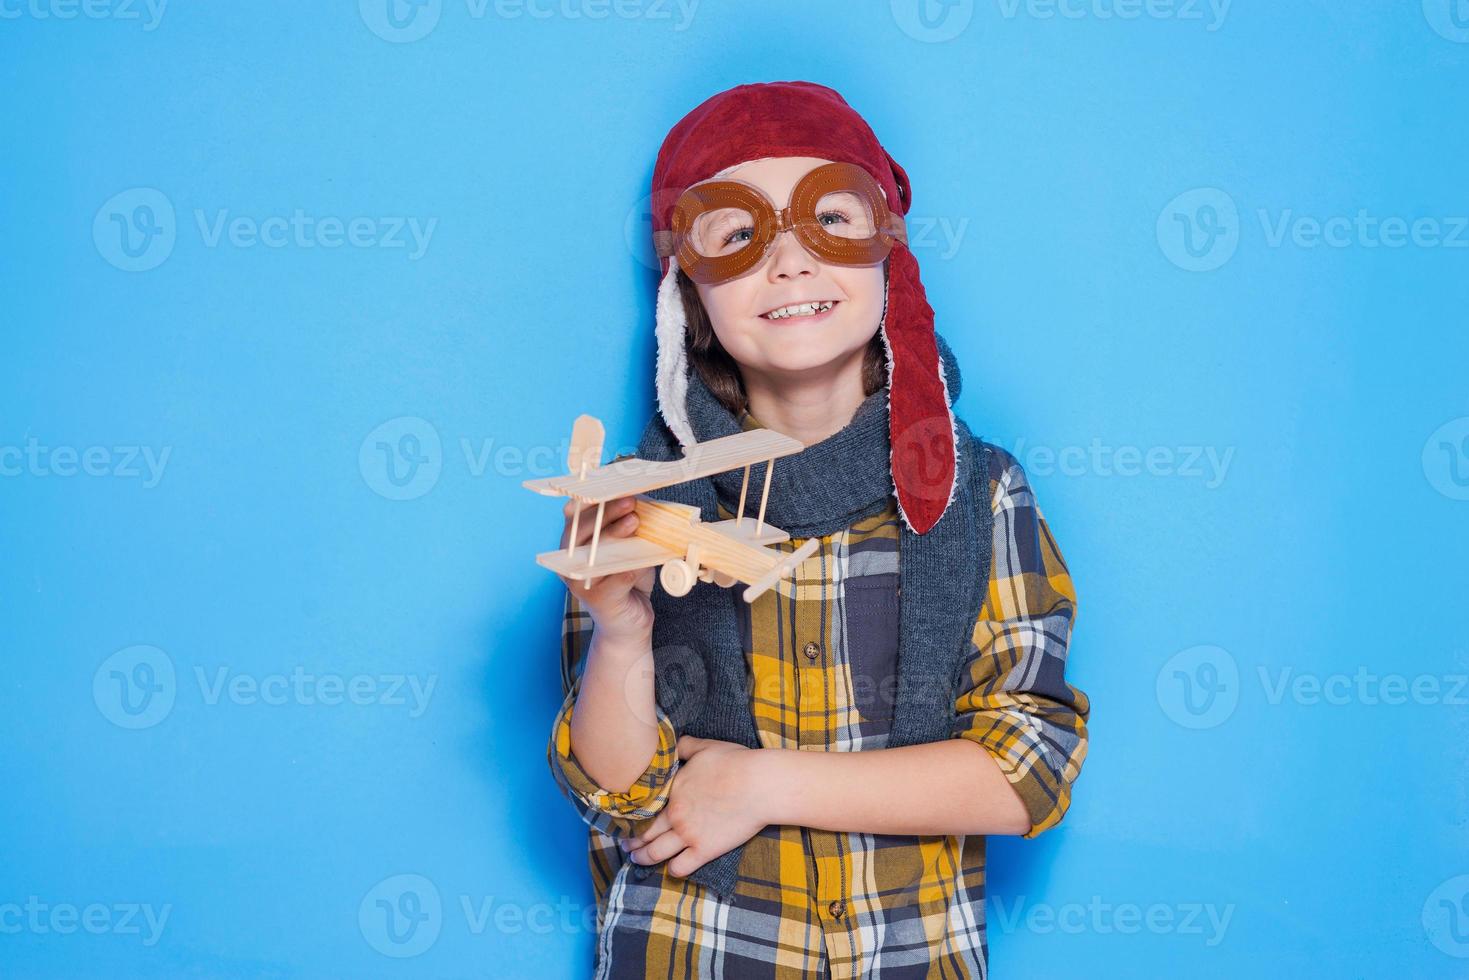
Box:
[629,829,687,869]
[552,499,643,614]
[562,495,637,524]
[555,497,645,606]
[560,496,639,550]
[622,811,671,852]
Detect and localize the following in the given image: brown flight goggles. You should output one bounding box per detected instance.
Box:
[652,161,908,285]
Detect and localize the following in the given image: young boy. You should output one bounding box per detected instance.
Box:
[547,80,1089,979]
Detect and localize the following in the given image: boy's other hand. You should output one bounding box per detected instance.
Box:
[619,735,767,879]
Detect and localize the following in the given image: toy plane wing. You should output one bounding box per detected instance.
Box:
[522,427,803,503]
[534,534,683,580]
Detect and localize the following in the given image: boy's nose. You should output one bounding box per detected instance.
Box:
[764,226,820,280]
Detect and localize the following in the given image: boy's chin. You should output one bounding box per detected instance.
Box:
[753,347,860,380]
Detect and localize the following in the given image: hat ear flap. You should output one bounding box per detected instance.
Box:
[654,256,697,450]
[882,244,959,535]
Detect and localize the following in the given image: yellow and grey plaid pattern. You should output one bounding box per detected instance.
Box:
[546,416,1088,979]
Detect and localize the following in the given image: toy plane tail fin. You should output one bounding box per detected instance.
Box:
[567,415,604,480]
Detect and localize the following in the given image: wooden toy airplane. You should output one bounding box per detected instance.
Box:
[523,414,819,603]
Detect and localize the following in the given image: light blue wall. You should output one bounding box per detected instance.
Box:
[2,1,1466,976]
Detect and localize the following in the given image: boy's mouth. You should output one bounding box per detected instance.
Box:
[759,300,839,321]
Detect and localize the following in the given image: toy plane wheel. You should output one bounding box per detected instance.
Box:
[660,559,697,597]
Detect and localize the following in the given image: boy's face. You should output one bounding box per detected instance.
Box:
[692,156,886,385]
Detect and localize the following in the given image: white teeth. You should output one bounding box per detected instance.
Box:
[763,301,835,320]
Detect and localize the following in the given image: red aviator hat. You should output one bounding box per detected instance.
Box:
[649,80,960,534]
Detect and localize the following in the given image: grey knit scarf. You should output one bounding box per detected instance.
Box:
[632,332,993,900]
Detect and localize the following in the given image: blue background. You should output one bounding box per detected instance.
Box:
[3,1,1467,976]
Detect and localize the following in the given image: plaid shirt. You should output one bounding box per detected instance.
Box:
[547,413,1089,979]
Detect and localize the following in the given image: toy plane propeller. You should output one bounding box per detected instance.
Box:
[523,414,818,602]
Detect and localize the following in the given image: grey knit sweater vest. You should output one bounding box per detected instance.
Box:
[632,333,993,900]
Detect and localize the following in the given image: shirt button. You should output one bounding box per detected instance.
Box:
[632,865,650,881]
[803,641,821,661]
[828,899,845,919]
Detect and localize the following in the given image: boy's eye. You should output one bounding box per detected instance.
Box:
[693,208,755,253]
[818,210,851,227]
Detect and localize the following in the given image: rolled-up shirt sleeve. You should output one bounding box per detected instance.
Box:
[951,446,1089,838]
[546,591,680,839]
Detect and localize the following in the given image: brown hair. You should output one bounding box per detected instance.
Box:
[675,258,891,418]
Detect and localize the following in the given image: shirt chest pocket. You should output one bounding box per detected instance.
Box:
[841,574,900,724]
